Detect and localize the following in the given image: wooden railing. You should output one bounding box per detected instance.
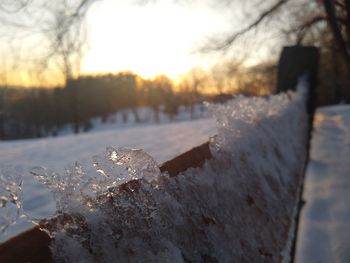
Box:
[0,142,212,263]
[0,46,319,263]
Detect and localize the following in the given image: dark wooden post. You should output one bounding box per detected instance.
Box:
[277,46,319,263]
[277,46,319,114]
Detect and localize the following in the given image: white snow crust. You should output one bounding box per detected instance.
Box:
[0,88,309,262]
[0,118,216,241]
[30,91,308,262]
[295,105,350,263]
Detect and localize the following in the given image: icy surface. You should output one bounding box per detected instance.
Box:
[0,118,215,170]
[0,118,216,241]
[296,105,350,263]
[0,167,23,235]
[31,148,160,222]
[29,91,308,262]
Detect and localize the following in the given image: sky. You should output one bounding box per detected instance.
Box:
[82,0,233,79]
[0,0,274,87]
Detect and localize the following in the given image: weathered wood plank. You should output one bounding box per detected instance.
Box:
[0,226,51,263]
[0,142,212,263]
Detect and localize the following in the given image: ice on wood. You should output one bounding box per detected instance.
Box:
[25,90,308,262]
[0,117,216,241]
[29,148,160,224]
[0,167,23,235]
[0,89,308,262]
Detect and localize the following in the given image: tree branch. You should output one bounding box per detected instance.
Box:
[217,0,289,50]
[322,0,350,65]
[297,15,327,31]
[334,0,346,9]
[0,0,33,14]
[292,15,327,44]
[345,0,350,44]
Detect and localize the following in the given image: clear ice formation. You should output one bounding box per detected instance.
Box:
[0,167,23,235]
[30,147,160,226]
[1,90,308,262]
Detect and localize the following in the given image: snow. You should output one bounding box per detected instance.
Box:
[0,118,215,170]
[0,87,310,263]
[26,91,307,262]
[52,104,209,136]
[295,105,350,263]
[0,118,216,242]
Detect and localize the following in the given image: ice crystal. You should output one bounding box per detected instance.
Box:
[92,147,160,186]
[24,90,308,262]
[30,147,160,238]
[0,167,23,235]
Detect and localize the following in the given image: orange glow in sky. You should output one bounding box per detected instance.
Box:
[82,1,231,79]
[0,0,272,87]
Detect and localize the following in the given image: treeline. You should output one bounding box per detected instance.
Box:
[0,72,214,140]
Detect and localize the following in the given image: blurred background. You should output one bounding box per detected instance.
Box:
[0,0,349,140]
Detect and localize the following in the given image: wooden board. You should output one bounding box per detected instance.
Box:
[0,142,212,263]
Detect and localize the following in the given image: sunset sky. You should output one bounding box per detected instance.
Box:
[0,0,273,87]
[82,0,232,79]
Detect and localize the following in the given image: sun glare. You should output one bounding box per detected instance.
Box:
[82,1,229,80]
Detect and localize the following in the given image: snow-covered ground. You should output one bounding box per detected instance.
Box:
[0,117,216,242]
[50,104,209,136]
[0,118,215,170]
[296,105,350,263]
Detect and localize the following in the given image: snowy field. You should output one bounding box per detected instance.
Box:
[296,105,350,263]
[0,118,215,170]
[0,117,216,241]
[40,104,209,137]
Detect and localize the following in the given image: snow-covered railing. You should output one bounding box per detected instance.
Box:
[0,89,309,263]
[277,46,319,115]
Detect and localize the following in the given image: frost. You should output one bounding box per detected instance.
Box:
[206,91,306,164]
[0,90,308,262]
[92,147,160,185]
[30,147,160,238]
[26,90,308,262]
[0,167,23,235]
[296,75,309,98]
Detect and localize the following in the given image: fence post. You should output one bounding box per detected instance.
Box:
[277,46,319,114]
[277,46,319,263]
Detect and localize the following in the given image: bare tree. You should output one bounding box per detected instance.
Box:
[322,0,350,67]
[179,68,208,119]
[211,0,350,64]
[0,0,97,85]
[205,0,350,102]
[210,59,243,94]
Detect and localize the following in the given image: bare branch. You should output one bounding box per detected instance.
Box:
[289,15,327,44]
[216,0,289,50]
[322,0,350,65]
[0,0,33,14]
[334,0,346,9]
[345,0,350,43]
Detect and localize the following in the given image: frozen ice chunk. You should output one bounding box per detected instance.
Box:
[30,147,161,237]
[31,164,89,215]
[92,147,160,186]
[206,92,306,161]
[0,167,23,234]
[27,91,308,262]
